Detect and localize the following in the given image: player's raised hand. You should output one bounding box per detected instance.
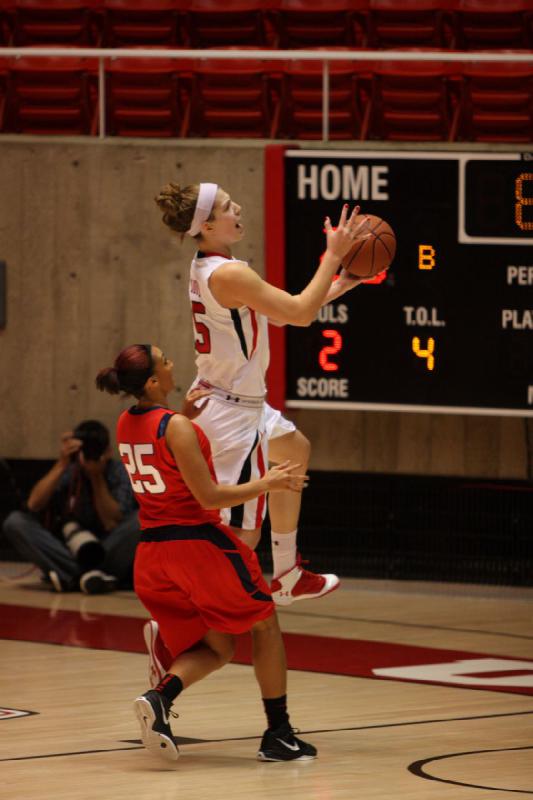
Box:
[264,460,309,493]
[325,205,370,261]
[324,267,364,303]
[337,266,366,290]
[181,387,211,420]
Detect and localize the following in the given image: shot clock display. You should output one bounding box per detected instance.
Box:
[265,149,533,416]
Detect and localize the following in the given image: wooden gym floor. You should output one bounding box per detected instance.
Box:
[1,562,532,800]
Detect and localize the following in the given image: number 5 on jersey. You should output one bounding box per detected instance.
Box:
[192,301,211,354]
[119,443,167,494]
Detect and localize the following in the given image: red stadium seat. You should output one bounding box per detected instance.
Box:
[367,0,454,49]
[189,57,278,138]
[187,0,272,48]
[452,0,531,50]
[274,0,366,49]
[457,59,533,142]
[366,59,458,141]
[106,56,188,137]
[103,0,186,47]
[0,1,12,44]
[5,55,97,135]
[11,0,101,46]
[278,56,366,140]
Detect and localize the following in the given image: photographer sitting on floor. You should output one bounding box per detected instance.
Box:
[2,420,139,594]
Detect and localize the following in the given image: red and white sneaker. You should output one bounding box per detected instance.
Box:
[143,620,172,688]
[270,557,340,606]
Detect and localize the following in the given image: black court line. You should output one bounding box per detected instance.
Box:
[408,745,533,795]
[0,746,143,762]
[3,710,533,763]
[280,609,533,642]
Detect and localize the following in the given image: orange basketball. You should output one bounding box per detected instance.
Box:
[342,214,396,279]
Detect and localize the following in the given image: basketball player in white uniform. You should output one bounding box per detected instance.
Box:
[142,182,368,686]
[184,182,367,596]
[157,183,366,597]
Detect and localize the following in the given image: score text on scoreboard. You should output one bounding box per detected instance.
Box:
[265,148,533,417]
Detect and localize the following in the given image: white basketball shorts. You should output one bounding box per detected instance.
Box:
[194,396,296,530]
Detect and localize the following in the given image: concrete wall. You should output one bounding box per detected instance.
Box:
[0,137,529,478]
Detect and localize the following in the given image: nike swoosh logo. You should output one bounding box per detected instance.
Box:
[276,738,300,752]
[159,699,169,725]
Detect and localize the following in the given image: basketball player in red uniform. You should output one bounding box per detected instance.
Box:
[97,343,317,763]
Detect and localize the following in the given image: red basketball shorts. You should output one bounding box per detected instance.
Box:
[134,522,274,660]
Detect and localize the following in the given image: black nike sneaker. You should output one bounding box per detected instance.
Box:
[257,722,317,762]
[133,690,179,762]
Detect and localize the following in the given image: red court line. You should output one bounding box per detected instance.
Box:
[1,602,532,695]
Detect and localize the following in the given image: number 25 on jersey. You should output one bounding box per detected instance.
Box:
[119,443,166,494]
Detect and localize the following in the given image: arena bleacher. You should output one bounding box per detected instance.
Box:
[0,0,531,141]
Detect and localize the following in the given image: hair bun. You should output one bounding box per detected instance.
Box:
[155,183,181,215]
[95,366,121,395]
[154,182,201,236]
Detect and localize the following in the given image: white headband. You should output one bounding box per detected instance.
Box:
[187,182,218,237]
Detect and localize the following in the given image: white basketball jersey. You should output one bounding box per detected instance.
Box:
[189,252,269,397]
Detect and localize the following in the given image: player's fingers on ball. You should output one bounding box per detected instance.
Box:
[347,205,360,224]
[337,203,349,227]
[353,215,368,233]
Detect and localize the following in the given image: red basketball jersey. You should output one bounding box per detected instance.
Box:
[116,405,221,529]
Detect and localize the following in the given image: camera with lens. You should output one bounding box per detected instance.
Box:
[62,520,105,570]
[72,420,110,462]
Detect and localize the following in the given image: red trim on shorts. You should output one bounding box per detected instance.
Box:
[255,439,266,528]
[249,307,258,357]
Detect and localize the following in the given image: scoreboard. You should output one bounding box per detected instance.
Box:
[265,148,533,417]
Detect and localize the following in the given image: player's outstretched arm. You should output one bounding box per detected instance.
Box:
[166,416,307,510]
[210,205,364,327]
[268,269,364,328]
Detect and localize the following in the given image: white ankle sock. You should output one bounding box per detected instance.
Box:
[271,530,298,578]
